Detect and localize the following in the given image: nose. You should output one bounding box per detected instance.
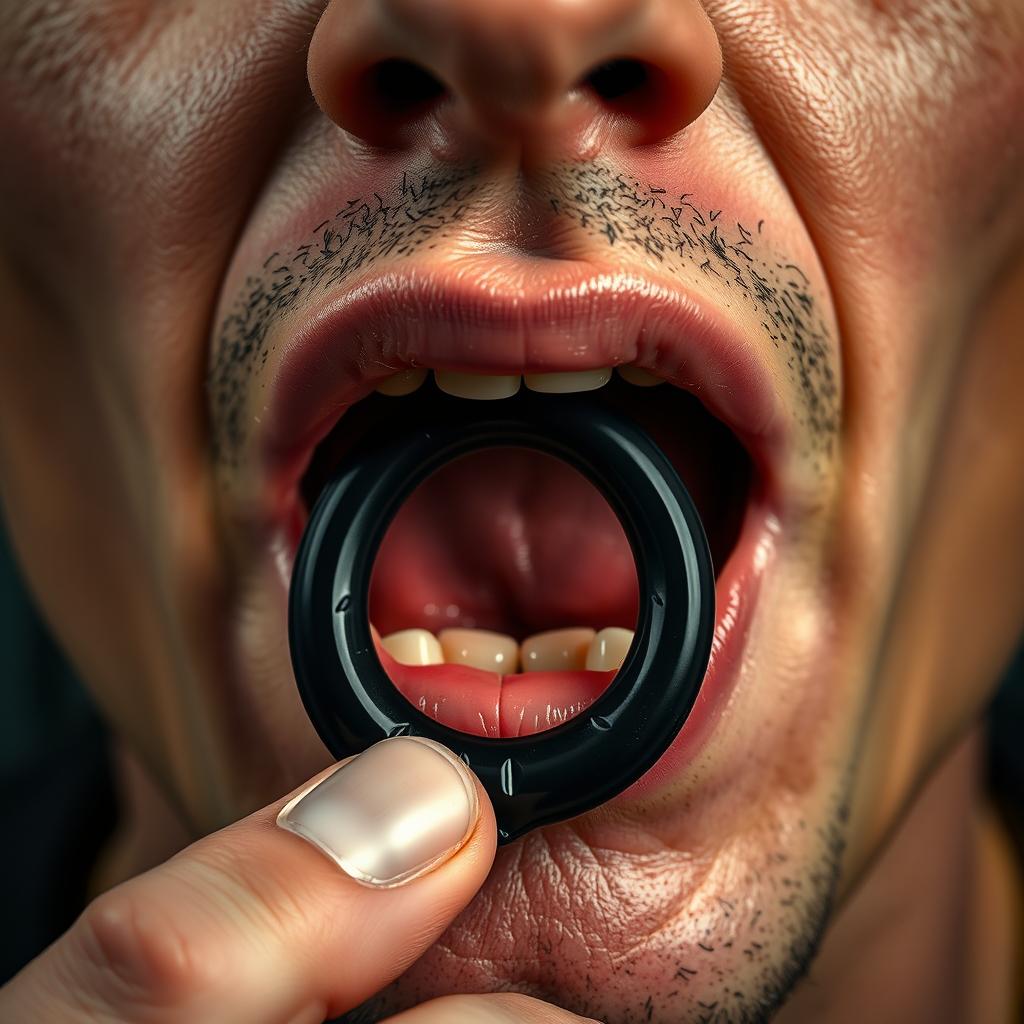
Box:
[308,0,722,158]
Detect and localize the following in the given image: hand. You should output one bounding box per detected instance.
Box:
[1,736,599,1023]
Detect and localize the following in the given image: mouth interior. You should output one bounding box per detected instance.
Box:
[301,376,751,737]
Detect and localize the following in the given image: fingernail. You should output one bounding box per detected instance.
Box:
[277,737,479,887]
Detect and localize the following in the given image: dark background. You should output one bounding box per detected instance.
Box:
[1,514,1021,984]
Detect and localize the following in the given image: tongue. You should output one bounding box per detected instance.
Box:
[368,447,639,636]
[377,643,617,738]
[367,448,631,737]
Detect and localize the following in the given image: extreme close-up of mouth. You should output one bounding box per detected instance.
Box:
[255,266,783,775]
[199,150,862,1018]
[5,0,1024,1020]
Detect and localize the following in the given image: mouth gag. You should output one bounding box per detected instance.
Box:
[289,384,715,843]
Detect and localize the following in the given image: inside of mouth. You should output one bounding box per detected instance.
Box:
[301,376,752,738]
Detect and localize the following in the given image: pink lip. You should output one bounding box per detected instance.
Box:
[258,262,788,514]
[622,503,774,798]
[256,261,787,790]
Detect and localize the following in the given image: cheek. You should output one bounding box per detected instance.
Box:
[847,248,1024,860]
[710,0,1024,274]
[229,538,333,799]
[0,271,143,693]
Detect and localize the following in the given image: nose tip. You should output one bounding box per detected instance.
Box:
[308,0,722,158]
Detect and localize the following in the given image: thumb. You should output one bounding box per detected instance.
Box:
[2,736,496,1024]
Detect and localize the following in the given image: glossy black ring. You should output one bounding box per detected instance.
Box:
[288,385,715,843]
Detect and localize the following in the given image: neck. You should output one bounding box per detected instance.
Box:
[778,727,1020,1023]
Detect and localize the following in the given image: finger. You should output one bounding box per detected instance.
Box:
[2,736,496,1024]
[384,993,605,1023]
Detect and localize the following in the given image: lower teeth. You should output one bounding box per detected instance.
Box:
[378,625,635,673]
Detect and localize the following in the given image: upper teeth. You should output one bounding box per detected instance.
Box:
[375,367,429,396]
[522,368,611,393]
[376,367,663,398]
[379,625,634,673]
[615,365,662,387]
[435,371,520,400]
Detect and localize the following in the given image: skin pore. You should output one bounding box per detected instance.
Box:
[0,0,1022,1021]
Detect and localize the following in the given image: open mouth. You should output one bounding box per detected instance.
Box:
[299,369,753,739]
[251,267,785,780]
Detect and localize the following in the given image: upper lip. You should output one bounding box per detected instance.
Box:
[254,261,788,521]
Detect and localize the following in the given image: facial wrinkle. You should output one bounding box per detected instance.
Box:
[207,163,839,468]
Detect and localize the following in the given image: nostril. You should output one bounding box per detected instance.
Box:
[362,58,447,116]
[580,57,685,143]
[310,0,722,152]
[583,58,650,102]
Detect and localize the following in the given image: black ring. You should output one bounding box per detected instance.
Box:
[289,383,715,843]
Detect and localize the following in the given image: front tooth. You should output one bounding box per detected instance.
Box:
[379,628,443,666]
[585,627,635,671]
[616,365,664,387]
[523,368,612,394]
[521,628,596,672]
[439,628,519,674]
[435,371,521,400]
[376,367,428,396]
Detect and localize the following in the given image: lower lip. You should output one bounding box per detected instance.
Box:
[621,501,775,798]
[275,484,774,802]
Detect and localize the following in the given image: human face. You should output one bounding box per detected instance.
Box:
[1,1,1022,1020]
